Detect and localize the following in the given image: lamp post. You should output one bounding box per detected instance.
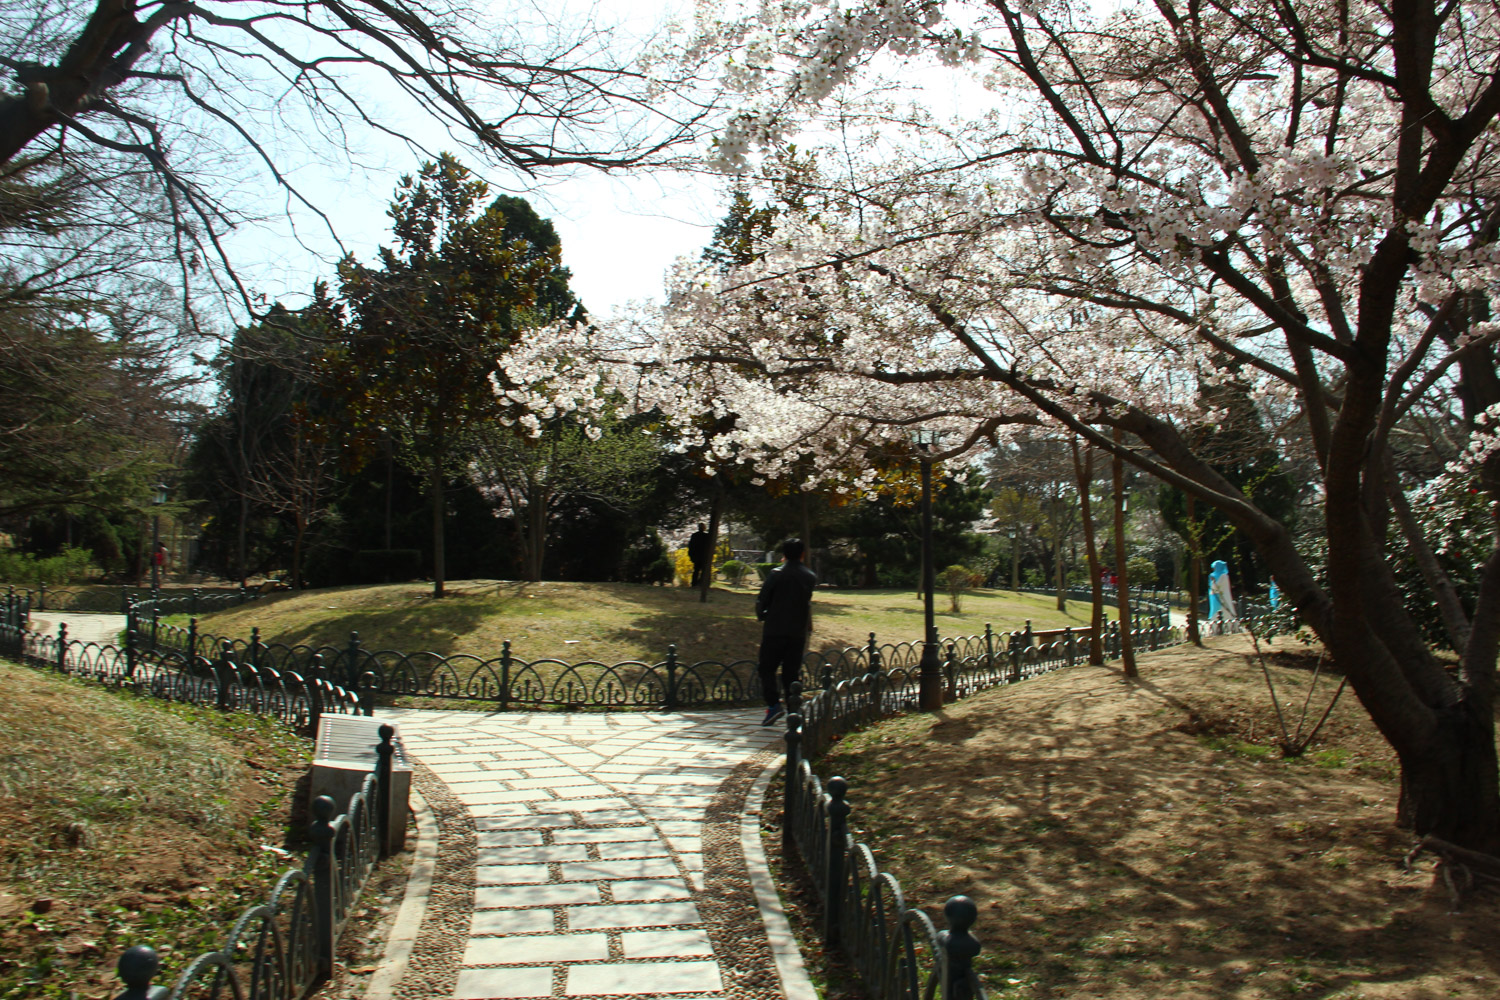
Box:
[150,482,169,599]
[914,430,943,711]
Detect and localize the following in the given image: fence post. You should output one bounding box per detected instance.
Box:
[239,584,248,605]
[249,627,262,670]
[215,640,234,711]
[187,617,198,663]
[120,586,130,616]
[345,631,362,691]
[1024,619,1033,647]
[56,623,67,672]
[500,640,512,711]
[664,644,678,710]
[38,583,46,612]
[306,794,338,977]
[939,896,982,1000]
[984,623,994,677]
[376,723,395,858]
[824,775,850,947]
[1064,626,1075,668]
[307,652,325,732]
[868,642,884,721]
[782,697,802,855]
[944,642,957,701]
[150,606,159,653]
[113,944,168,1000]
[1008,631,1021,684]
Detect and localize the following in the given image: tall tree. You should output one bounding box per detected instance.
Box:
[327,156,565,596]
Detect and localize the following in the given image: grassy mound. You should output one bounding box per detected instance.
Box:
[184,580,1117,664]
[0,660,310,999]
[793,636,1496,1000]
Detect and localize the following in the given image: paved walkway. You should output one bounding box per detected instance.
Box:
[378,707,785,1000]
[26,611,126,645]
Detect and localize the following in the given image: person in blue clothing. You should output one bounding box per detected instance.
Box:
[1207,559,1236,624]
[755,538,817,726]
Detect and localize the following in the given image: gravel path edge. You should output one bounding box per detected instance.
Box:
[740,757,817,1000]
[365,788,441,1000]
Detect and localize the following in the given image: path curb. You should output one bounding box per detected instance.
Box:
[741,758,817,1000]
[365,790,441,1000]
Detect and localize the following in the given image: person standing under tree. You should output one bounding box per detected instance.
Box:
[687,523,710,588]
[755,538,817,726]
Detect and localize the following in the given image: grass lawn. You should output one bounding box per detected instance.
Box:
[0,659,311,999]
[790,636,1496,1000]
[182,580,1120,664]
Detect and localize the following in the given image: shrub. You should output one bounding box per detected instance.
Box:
[1126,555,1158,588]
[942,563,975,613]
[754,562,779,581]
[720,559,750,586]
[0,545,98,587]
[672,548,693,586]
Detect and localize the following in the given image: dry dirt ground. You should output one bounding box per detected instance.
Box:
[807,635,1499,1000]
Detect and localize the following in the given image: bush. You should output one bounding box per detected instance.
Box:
[720,559,750,586]
[754,562,779,581]
[672,549,693,587]
[942,563,975,613]
[619,532,668,583]
[0,545,98,587]
[1126,555,1158,588]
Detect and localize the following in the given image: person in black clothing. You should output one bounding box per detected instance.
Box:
[687,523,710,588]
[755,538,816,726]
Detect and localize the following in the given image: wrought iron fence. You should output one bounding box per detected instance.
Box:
[4,583,257,615]
[112,728,399,1000]
[0,597,362,732]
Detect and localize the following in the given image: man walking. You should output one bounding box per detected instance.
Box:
[687,523,710,588]
[756,538,816,726]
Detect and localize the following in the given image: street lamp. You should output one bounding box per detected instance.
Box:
[150,483,169,598]
[913,429,943,711]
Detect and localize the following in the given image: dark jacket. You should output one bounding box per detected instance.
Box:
[756,561,817,636]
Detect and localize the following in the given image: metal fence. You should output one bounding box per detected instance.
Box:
[1,597,363,733]
[5,583,258,615]
[112,727,399,1000]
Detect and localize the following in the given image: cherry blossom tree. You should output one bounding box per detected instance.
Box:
[506,0,1500,851]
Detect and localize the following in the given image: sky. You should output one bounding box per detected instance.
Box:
[222,0,724,320]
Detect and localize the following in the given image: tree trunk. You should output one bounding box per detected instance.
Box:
[1395,697,1500,851]
[526,486,547,582]
[1112,426,1137,677]
[1186,493,1202,646]
[800,493,814,575]
[384,435,395,551]
[1054,527,1066,612]
[292,512,306,591]
[1072,438,1104,665]
[236,492,249,588]
[430,452,446,599]
[699,483,723,603]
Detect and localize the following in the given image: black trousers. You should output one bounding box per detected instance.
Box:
[758,633,806,707]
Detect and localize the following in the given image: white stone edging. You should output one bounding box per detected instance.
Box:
[365,789,441,1000]
[741,756,819,1000]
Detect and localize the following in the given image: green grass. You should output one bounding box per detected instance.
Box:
[179,579,1120,664]
[0,659,310,999]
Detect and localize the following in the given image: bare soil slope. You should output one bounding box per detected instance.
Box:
[814,636,1497,1000]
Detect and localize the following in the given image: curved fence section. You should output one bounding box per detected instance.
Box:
[113,740,394,1000]
[4,584,258,615]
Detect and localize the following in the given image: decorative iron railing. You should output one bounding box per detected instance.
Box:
[4,583,258,615]
[111,728,399,1000]
[1,598,362,732]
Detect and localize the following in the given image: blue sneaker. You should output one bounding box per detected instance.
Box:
[762,704,785,727]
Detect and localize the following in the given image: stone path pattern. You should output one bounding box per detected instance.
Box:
[380,707,781,1000]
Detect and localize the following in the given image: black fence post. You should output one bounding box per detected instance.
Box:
[150,606,159,653]
[215,640,234,711]
[250,626,262,670]
[944,642,957,701]
[984,623,995,677]
[190,588,200,616]
[940,896,982,1000]
[345,631,362,691]
[113,944,168,1000]
[376,723,395,858]
[54,622,67,672]
[239,584,248,605]
[120,586,130,616]
[187,617,198,664]
[1008,631,1021,684]
[307,652,325,732]
[865,631,877,673]
[664,644,678,710]
[824,775,849,947]
[500,640,512,710]
[868,642,884,721]
[1024,618,1033,647]
[1064,626,1075,668]
[306,794,338,977]
[782,704,802,855]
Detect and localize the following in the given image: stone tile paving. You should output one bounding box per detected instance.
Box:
[379,708,782,1000]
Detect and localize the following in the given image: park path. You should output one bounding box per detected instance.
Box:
[376,706,791,1000]
[26,610,126,645]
